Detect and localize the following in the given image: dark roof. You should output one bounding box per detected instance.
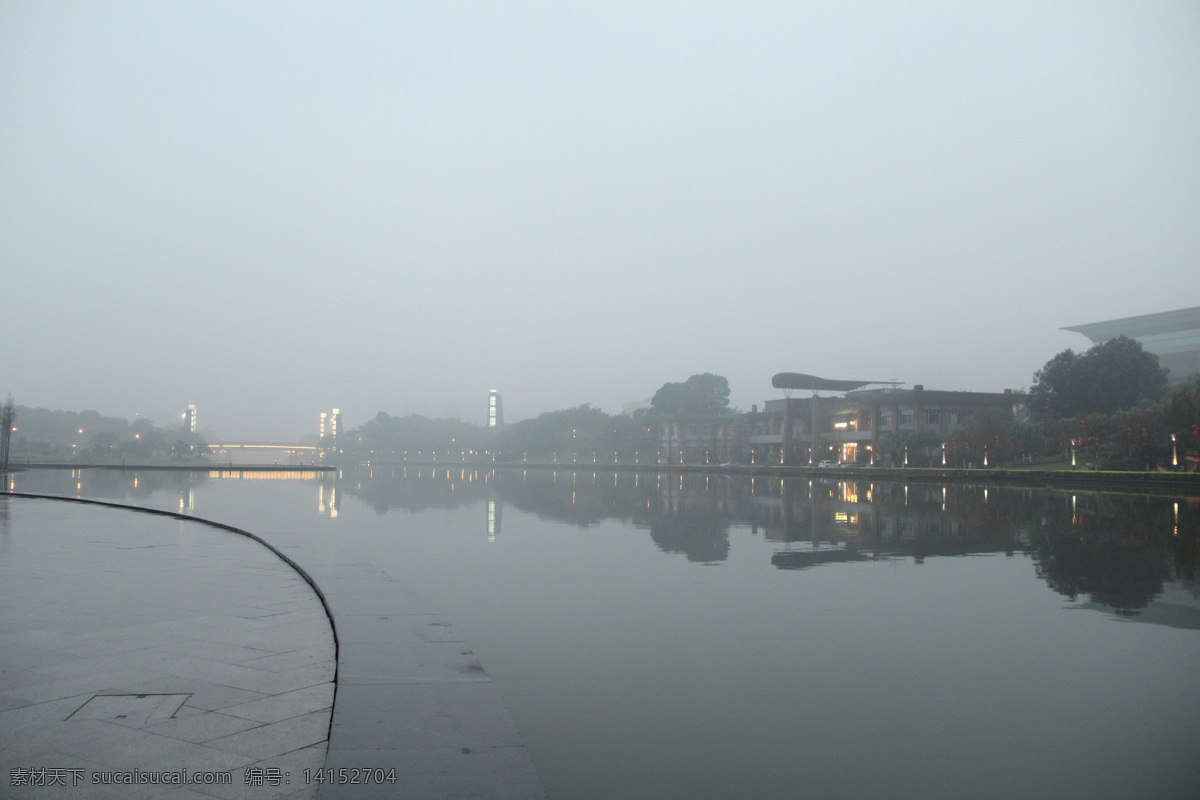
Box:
[772,373,874,392]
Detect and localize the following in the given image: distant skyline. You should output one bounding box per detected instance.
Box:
[3,2,1197,440]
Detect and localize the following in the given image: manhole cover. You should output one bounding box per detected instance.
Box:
[68,694,190,723]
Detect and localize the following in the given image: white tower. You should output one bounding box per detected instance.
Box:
[487,391,503,428]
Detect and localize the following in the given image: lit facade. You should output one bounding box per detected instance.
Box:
[761,386,1019,465]
[656,385,1019,466]
[487,391,504,428]
[184,404,197,434]
[319,408,342,449]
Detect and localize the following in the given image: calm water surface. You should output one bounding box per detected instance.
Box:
[9,466,1200,799]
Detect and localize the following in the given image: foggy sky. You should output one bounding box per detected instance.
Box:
[2,1,1198,441]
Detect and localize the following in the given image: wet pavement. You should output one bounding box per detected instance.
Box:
[0,494,546,800]
[0,496,334,799]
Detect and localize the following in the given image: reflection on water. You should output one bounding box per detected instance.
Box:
[336,466,1198,619]
[9,466,1199,622]
[207,469,325,480]
[486,498,500,540]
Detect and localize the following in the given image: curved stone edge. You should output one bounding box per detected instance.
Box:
[3,490,550,799]
[0,491,340,706]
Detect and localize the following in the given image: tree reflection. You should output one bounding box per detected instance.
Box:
[647,511,731,562]
[1032,533,1171,613]
[1029,494,1185,614]
[19,464,1194,614]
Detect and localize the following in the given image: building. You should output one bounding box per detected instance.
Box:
[319,408,342,449]
[655,376,1020,466]
[183,404,197,434]
[656,413,745,465]
[1063,306,1200,383]
[760,385,1020,466]
[487,390,504,428]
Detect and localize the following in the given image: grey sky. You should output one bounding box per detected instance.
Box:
[2,1,1197,440]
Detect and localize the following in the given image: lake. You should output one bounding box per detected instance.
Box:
[8,466,1200,799]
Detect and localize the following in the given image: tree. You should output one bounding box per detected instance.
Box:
[499,404,613,458]
[355,411,483,456]
[650,373,731,416]
[1029,336,1168,419]
[880,429,943,466]
[1164,374,1200,470]
[0,395,15,472]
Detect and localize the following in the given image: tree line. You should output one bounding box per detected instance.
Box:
[5,338,1197,471]
[347,373,733,462]
[351,344,1200,470]
[1,405,207,462]
[881,336,1198,470]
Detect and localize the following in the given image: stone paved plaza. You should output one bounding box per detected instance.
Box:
[0,497,335,799]
[0,493,545,800]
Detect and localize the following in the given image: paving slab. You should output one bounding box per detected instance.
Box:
[0,497,336,800]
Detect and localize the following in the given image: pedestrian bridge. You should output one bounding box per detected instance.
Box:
[206,442,323,465]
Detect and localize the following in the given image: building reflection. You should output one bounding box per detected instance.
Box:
[331,466,1197,622]
[12,463,1191,624]
[487,499,501,540]
[318,481,339,518]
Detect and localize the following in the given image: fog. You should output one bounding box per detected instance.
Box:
[2,1,1197,440]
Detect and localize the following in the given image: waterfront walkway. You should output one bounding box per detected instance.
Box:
[0,495,545,800]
